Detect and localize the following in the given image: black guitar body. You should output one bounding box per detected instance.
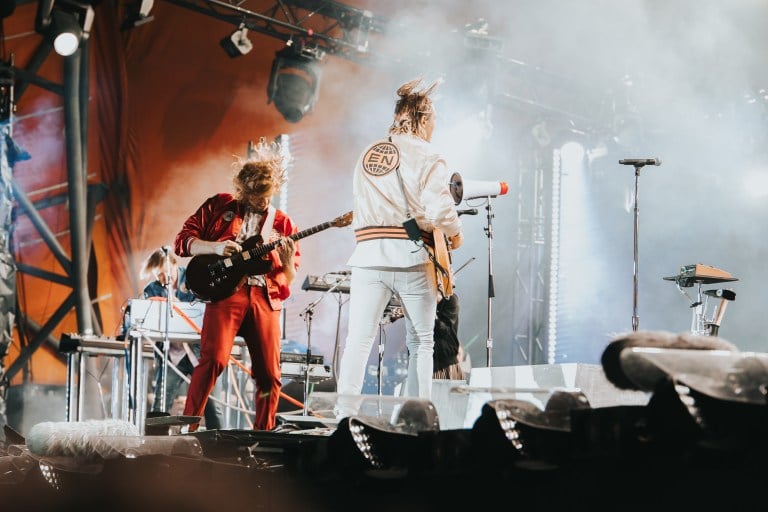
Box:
[185,235,274,302]
[184,211,353,302]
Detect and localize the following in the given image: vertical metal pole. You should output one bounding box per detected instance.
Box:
[77,354,87,420]
[66,353,79,421]
[110,357,120,419]
[485,198,495,367]
[63,49,93,336]
[631,168,640,331]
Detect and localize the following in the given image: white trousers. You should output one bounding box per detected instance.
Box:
[337,265,437,400]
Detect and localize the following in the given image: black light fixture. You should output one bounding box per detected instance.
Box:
[0,63,13,124]
[471,391,591,470]
[36,0,95,57]
[328,398,440,476]
[123,0,154,29]
[0,0,15,19]
[220,23,253,58]
[267,42,325,123]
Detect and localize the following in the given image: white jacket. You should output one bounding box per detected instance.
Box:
[347,133,461,269]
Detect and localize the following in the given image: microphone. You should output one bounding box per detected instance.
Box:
[618,158,662,166]
[458,208,478,216]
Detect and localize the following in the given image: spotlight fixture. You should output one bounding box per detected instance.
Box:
[267,42,325,123]
[220,23,253,58]
[326,397,440,475]
[472,391,590,470]
[124,0,154,29]
[36,0,95,57]
[0,63,14,123]
[0,0,15,19]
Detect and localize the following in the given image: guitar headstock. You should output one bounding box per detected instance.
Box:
[333,211,353,228]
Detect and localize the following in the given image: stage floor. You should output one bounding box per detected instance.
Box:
[2,400,767,512]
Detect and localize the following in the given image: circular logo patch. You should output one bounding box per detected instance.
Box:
[362,142,400,176]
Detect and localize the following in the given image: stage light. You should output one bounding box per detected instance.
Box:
[221,23,253,57]
[36,0,94,57]
[124,0,154,28]
[471,391,590,469]
[0,64,13,123]
[50,9,81,56]
[267,43,325,123]
[0,0,15,19]
[326,396,439,475]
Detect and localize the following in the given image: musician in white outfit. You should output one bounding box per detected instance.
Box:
[336,78,463,413]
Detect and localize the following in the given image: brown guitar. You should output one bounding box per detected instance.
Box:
[430,228,454,300]
[186,211,353,302]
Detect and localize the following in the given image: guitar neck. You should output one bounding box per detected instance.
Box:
[249,221,333,258]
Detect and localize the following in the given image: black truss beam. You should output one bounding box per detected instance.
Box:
[161,0,388,65]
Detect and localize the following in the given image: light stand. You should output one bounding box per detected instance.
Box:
[618,158,662,331]
[299,275,350,416]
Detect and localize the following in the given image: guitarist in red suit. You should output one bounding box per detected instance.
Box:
[174,140,299,432]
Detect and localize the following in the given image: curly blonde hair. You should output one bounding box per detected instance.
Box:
[388,77,441,138]
[232,137,289,201]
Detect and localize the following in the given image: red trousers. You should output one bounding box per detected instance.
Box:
[184,284,282,431]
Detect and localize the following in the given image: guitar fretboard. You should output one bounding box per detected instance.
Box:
[249,221,333,259]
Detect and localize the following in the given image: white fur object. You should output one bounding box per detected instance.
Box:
[27,419,140,458]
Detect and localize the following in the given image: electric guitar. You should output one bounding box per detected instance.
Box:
[186,211,353,302]
[430,228,454,300]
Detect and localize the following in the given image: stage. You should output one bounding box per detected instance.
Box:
[2,411,765,511]
[2,351,768,510]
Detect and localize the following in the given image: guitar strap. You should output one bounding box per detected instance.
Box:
[260,204,277,242]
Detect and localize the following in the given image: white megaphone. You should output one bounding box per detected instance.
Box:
[449,172,509,204]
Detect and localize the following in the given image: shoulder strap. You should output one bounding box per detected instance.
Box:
[260,204,277,241]
[388,136,413,220]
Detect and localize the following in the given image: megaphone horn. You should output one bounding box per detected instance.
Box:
[449,172,509,203]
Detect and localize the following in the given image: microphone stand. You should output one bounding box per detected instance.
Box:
[159,249,174,412]
[299,275,350,416]
[330,288,349,385]
[483,197,495,367]
[625,162,650,332]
